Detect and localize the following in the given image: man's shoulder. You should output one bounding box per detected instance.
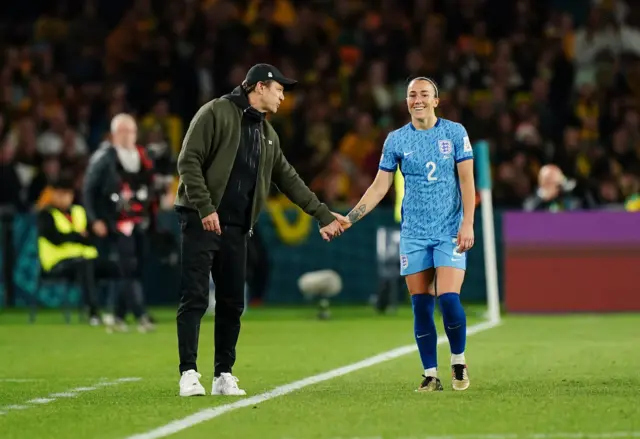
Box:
[195,98,240,118]
[198,98,232,113]
[88,142,115,165]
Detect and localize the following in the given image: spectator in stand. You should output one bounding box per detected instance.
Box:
[0,0,639,221]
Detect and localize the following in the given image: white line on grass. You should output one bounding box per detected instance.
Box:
[69,386,98,392]
[0,377,142,415]
[26,398,55,404]
[125,319,500,439]
[116,377,143,383]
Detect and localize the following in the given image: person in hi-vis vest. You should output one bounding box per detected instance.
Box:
[37,177,116,324]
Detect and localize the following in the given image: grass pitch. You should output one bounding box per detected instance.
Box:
[0,306,638,439]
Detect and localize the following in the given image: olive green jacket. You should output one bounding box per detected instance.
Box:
[174,97,335,229]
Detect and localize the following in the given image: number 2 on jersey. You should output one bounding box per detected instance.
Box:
[426,161,437,181]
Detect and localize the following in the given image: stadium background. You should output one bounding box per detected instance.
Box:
[1,0,640,311]
[1,2,640,439]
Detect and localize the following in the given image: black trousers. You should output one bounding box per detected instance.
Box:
[176,208,247,376]
[110,231,147,321]
[246,228,269,301]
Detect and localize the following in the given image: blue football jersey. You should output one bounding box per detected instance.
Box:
[379,118,474,239]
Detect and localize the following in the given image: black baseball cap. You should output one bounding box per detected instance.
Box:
[244,63,297,91]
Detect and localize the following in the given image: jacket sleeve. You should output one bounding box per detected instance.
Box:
[176,104,216,219]
[82,148,109,224]
[271,145,335,227]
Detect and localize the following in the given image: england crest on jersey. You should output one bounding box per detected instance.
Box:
[400,254,408,269]
[439,139,452,156]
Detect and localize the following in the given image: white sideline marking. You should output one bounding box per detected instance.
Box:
[125,320,500,439]
[0,377,142,415]
[26,398,55,404]
[70,386,97,392]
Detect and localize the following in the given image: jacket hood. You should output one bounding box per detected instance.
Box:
[222,86,265,122]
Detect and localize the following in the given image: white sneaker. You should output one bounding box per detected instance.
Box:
[179,370,206,397]
[212,373,246,396]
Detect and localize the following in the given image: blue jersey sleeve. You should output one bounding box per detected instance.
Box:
[453,123,474,163]
[378,133,399,172]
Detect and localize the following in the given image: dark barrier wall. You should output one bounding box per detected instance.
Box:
[9,207,637,312]
[0,206,502,309]
[504,211,640,313]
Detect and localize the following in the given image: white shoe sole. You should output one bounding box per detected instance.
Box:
[211,389,246,396]
[179,387,206,397]
[452,381,470,391]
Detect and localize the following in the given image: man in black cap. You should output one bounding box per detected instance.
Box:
[175,63,344,397]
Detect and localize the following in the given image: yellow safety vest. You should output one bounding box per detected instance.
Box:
[394,170,404,224]
[626,194,640,212]
[38,206,99,272]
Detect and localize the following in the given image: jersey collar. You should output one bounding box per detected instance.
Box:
[410,118,441,131]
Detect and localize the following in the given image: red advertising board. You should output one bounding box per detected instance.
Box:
[503,212,640,313]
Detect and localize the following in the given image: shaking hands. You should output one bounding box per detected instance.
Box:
[319,212,352,242]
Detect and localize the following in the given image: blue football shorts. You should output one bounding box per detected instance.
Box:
[399,236,467,276]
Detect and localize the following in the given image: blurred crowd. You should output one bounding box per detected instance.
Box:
[1,0,640,214]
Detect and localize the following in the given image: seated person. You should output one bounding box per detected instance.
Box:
[37,176,118,324]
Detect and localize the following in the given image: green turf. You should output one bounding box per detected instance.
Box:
[0,307,639,439]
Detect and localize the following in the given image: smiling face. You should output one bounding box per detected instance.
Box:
[406,78,439,121]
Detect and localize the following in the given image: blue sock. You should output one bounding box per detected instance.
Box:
[438,293,467,356]
[411,294,437,370]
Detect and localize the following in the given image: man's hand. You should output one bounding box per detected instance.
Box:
[319,219,344,242]
[92,220,108,237]
[456,221,474,253]
[333,212,352,230]
[202,212,222,234]
[331,212,352,230]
